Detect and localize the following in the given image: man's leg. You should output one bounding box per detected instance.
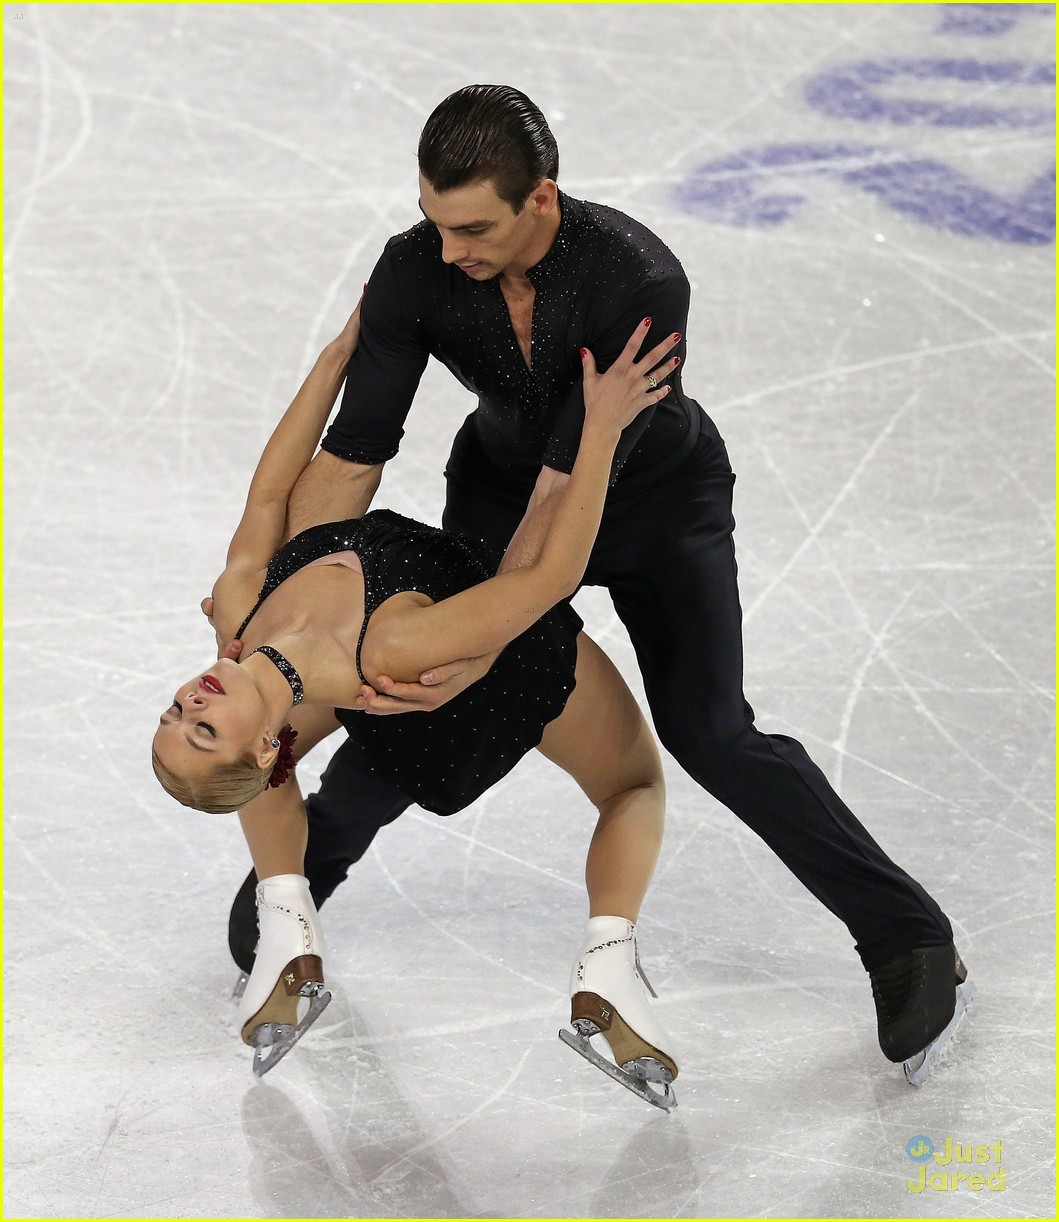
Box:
[593,425,954,969]
[229,734,412,972]
[447,437,964,1063]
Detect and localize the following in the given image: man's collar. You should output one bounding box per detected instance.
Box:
[526,191,583,288]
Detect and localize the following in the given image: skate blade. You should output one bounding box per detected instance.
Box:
[248,986,331,1077]
[558,1027,677,1112]
[232,971,249,1000]
[904,979,976,1087]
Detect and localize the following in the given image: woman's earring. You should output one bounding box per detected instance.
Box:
[271,738,280,749]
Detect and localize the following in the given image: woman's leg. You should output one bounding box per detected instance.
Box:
[233,795,331,1074]
[237,780,309,881]
[536,633,665,922]
[232,708,341,1073]
[538,634,677,1097]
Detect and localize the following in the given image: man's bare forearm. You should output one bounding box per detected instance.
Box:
[498,466,570,574]
[285,450,384,539]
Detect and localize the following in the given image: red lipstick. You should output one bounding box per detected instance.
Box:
[201,675,225,695]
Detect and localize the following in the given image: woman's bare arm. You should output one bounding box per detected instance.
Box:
[364,426,613,678]
[206,306,363,643]
[364,322,680,681]
[223,305,361,578]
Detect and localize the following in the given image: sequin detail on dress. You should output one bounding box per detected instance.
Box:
[248,645,304,707]
[235,510,583,817]
[321,192,699,496]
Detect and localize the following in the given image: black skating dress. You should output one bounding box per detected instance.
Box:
[236,510,583,816]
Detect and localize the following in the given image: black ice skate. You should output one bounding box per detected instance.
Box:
[228,867,259,976]
[870,944,975,1086]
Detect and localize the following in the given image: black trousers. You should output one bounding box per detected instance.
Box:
[287,417,951,972]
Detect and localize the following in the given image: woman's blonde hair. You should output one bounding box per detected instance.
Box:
[152,747,272,815]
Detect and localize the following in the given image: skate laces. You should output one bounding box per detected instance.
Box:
[578,929,659,998]
[255,893,316,954]
[870,953,925,1020]
[635,944,659,999]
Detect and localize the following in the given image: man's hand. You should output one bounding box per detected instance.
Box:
[201,595,243,661]
[352,654,498,715]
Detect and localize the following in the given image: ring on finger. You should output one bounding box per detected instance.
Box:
[644,372,658,389]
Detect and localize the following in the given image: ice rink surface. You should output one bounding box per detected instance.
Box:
[4,3,1055,1218]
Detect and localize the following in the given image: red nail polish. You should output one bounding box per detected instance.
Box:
[673,333,681,341]
[580,347,588,356]
[674,356,681,366]
[644,317,652,326]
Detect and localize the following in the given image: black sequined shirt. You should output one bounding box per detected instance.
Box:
[321,192,701,499]
[238,510,583,817]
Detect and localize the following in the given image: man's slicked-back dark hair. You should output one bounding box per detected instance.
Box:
[418,85,559,210]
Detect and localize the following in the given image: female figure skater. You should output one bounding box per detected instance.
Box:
[152,306,682,1107]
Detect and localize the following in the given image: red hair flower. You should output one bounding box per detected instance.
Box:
[267,724,299,789]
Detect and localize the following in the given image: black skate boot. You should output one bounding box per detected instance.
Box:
[229,868,263,976]
[869,944,974,1083]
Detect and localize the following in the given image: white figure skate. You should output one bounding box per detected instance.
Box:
[236,874,330,1076]
[559,916,678,1111]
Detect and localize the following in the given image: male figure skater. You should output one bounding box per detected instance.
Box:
[227,85,968,1073]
